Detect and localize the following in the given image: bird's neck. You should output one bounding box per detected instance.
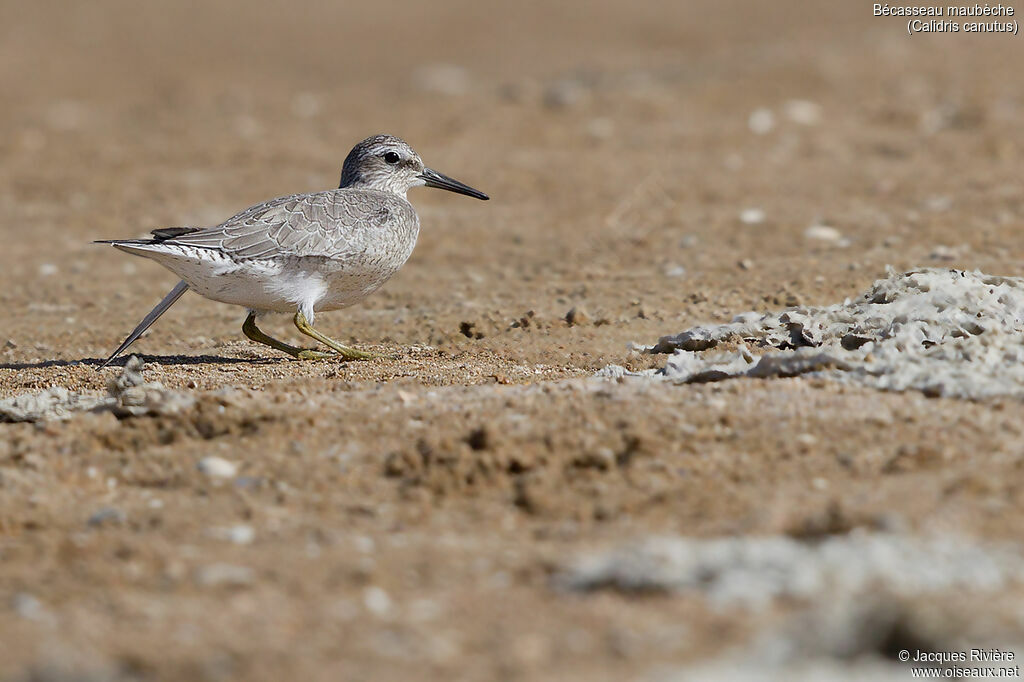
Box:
[338,176,408,198]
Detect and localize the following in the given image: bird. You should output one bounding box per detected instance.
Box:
[97,134,488,367]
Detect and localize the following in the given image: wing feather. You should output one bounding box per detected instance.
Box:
[158,190,404,261]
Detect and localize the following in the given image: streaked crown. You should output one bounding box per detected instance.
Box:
[339,134,425,195]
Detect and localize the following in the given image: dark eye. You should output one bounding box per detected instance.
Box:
[383,151,401,164]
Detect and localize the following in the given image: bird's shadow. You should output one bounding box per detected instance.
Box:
[0,354,275,370]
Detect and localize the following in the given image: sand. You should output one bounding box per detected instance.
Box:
[2,1,1024,679]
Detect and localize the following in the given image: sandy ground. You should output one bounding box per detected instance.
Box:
[3,1,1024,679]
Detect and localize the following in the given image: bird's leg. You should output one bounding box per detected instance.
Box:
[293,311,376,360]
[242,312,333,360]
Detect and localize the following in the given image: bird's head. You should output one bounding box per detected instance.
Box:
[339,134,488,200]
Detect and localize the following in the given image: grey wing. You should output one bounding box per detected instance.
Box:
[165,192,387,260]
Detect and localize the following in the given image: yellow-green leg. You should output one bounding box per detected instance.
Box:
[242,312,333,360]
[293,311,376,360]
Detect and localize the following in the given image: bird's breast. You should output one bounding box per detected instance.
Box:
[313,207,419,310]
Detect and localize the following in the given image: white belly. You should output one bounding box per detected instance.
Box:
[140,248,399,319]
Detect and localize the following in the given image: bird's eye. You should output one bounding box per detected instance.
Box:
[383,151,401,164]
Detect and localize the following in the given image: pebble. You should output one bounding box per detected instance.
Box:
[804,224,842,243]
[197,456,238,479]
[785,99,822,126]
[796,433,818,448]
[11,593,45,621]
[739,208,765,225]
[748,107,775,135]
[544,79,587,109]
[38,263,58,277]
[208,524,255,545]
[565,306,590,326]
[663,264,687,278]
[363,586,393,617]
[87,507,126,527]
[196,563,254,588]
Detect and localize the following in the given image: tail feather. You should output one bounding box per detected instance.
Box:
[94,227,200,246]
[100,280,190,368]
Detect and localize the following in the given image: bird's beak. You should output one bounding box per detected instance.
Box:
[419,167,489,200]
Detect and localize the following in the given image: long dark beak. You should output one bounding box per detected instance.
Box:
[419,167,489,200]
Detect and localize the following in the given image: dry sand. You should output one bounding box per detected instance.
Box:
[2,1,1024,679]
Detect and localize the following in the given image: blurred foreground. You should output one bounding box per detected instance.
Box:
[2,1,1024,679]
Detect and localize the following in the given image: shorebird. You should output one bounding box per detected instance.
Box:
[97,134,488,366]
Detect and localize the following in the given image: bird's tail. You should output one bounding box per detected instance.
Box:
[100,280,190,368]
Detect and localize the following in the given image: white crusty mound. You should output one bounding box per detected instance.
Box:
[645,268,1024,400]
[558,532,1024,607]
[0,356,195,422]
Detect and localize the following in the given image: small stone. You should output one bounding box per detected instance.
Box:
[458,321,484,339]
[796,433,818,447]
[565,306,590,326]
[738,259,754,271]
[463,425,490,451]
[363,586,392,616]
[785,99,822,126]
[804,224,842,243]
[930,245,959,261]
[3,339,15,349]
[544,79,587,109]
[87,507,125,527]
[12,593,44,620]
[38,263,58,277]
[197,456,238,479]
[208,524,255,545]
[663,264,687,278]
[196,563,254,588]
[748,107,775,135]
[739,208,765,225]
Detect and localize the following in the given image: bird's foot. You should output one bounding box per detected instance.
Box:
[332,347,378,361]
[294,347,377,361]
[295,349,336,361]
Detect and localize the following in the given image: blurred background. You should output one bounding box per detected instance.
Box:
[3,0,1022,362]
[2,1,1024,680]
